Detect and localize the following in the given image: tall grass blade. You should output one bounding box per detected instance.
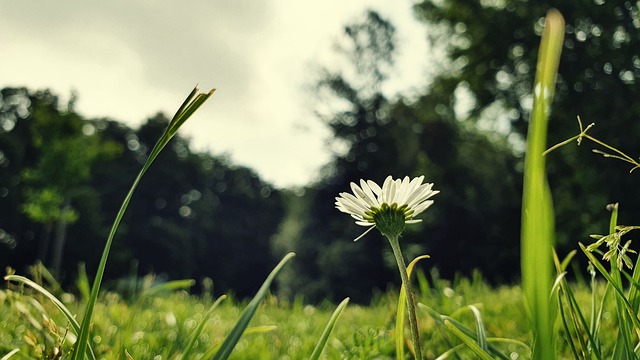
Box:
[521,9,564,360]
[396,255,429,359]
[3,274,97,360]
[309,297,350,360]
[71,87,214,360]
[180,295,227,360]
[212,252,295,360]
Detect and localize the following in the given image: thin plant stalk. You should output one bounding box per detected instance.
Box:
[71,87,214,360]
[387,234,422,359]
[396,255,430,360]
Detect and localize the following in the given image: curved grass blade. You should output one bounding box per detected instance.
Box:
[71,87,214,360]
[0,349,20,360]
[418,303,512,360]
[396,255,429,360]
[309,297,350,360]
[467,305,488,352]
[179,295,227,360]
[4,274,97,360]
[212,252,295,360]
[443,320,493,360]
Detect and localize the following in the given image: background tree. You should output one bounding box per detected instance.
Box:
[1,88,285,298]
[413,0,640,252]
[276,10,522,302]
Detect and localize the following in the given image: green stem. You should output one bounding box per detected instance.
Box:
[387,234,422,359]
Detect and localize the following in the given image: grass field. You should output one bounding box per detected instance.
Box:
[1,267,613,359]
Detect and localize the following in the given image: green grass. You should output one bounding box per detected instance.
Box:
[1,271,624,359]
[5,9,640,359]
[0,273,514,359]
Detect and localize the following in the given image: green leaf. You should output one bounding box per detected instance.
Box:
[520,9,564,360]
[212,252,295,360]
[309,297,349,360]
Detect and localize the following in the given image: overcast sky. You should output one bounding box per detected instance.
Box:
[0,1,430,188]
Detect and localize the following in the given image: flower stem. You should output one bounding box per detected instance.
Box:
[386,234,422,359]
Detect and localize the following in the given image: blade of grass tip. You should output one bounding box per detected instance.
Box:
[71,87,214,360]
[309,297,350,360]
[141,279,196,298]
[180,295,227,360]
[212,252,295,360]
[521,9,564,360]
[76,263,90,303]
[443,320,493,360]
[3,275,97,360]
[467,305,488,352]
[168,89,216,137]
[37,262,63,295]
[396,255,429,360]
[0,349,20,360]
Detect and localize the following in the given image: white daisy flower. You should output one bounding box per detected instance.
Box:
[335,175,439,241]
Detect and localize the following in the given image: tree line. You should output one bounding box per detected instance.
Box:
[3,1,640,302]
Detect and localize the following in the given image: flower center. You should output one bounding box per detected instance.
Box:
[365,203,413,238]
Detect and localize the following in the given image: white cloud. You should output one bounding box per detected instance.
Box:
[0,1,429,188]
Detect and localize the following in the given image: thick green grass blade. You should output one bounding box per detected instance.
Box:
[3,275,97,360]
[395,255,429,359]
[309,297,350,360]
[180,295,227,360]
[521,9,564,360]
[71,87,214,360]
[212,252,295,360]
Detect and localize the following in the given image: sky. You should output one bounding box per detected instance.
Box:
[0,1,431,188]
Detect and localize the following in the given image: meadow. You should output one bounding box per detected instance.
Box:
[3,9,640,360]
[1,266,578,359]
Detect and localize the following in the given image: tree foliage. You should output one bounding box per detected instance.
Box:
[0,88,284,297]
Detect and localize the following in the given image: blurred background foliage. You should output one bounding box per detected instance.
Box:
[2,0,640,302]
